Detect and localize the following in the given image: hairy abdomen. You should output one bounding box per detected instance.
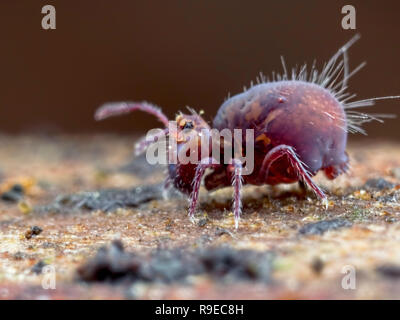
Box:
[213,81,348,182]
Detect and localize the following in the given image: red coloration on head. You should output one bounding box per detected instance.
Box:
[167,112,213,194]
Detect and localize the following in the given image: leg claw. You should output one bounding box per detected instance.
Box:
[321,198,329,210]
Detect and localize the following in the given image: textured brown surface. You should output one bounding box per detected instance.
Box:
[0,134,400,299]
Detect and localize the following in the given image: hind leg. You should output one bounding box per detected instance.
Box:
[227,159,243,229]
[260,145,327,205]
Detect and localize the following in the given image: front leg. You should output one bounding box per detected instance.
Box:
[260,145,327,206]
[188,158,219,220]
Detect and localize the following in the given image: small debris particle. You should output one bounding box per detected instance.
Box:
[18,200,32,215]
[299,218,352,235]
[197,218,208,227]
[310,257,324,275]
[11,184,24,194]
[1,184,24,202]
[32,260,47,274]
[364,178,395,191]
[25,226,43,239]
[376,265,400,278]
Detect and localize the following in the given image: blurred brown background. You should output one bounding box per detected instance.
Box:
[0,0,399,139]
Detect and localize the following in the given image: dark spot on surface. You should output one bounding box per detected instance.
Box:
[200,247,273,282]
[25,226,43,239]
[77,240,197,283]
[1,184,24,202]
[32,226,43,234]
[364,178,394,191]
[77,240,274,284]
[32,260,47,274]
[299,218,352,235]
[311,257,324,275]
[11,184,24,193]
[35,184,180,214]
[376,265,400,278]
[197,218,208,227]
[1,191,21,202]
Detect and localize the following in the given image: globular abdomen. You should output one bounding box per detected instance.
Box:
[213,81,349,181]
